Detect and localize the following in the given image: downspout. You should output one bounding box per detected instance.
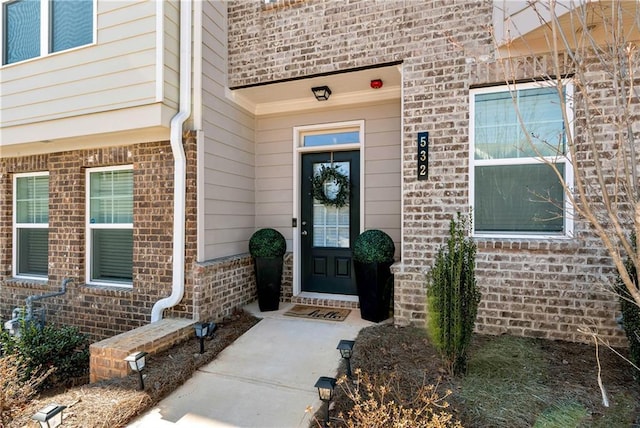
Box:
[151,0,192,322]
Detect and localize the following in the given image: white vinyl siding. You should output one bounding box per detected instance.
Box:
[13,172,49,278]
[200,1,256,260]
[0,0,179,135]
[255,100,401,256]
[470,82,573,238]
[86,165,133,287]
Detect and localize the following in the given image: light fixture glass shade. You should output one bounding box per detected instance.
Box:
[125,351,147,371]
[337,339,355,359]
[194,322,209,338]
[32,404,66,428]
[314,376,336,401]
[311,86,332,101]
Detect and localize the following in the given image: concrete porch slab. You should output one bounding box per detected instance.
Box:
[127,302,372,428]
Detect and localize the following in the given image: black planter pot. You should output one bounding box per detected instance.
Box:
[253,256,283,311]
[354,260,394,322]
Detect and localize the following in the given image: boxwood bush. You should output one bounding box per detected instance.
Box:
[249,228,287,258]
[353,229,395,264]
[0,320,89,390]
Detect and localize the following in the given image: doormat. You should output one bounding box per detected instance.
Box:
[283,305,351,322]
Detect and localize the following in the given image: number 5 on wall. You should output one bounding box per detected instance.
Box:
[417,132,428,181]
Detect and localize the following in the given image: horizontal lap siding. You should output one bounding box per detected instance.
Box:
[201,1,256,261]
[255,100,401,253]
[1,1,166,127]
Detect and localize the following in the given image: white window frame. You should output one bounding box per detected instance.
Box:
[1,0,97,66]
[13,171,49,280]
[469,81,574,239]
[86,165,133,287]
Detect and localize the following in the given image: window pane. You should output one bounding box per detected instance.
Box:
[475,163,564,233]
[92,229,133,283]
[90,169,133,224]
[304,131,359,147]
[17,228,48,276]
[475,87,565,160]
[51,0,93,53]
[312,161,350,248]
[16,175,49,223]
[4,0,40,64]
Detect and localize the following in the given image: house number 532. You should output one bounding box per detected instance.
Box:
[417,132,428,181]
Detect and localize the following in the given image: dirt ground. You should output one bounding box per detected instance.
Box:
[7,310,259,428]
[8,313,639,428]
[328,324,640,427]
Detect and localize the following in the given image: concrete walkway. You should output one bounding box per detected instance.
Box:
[127,302,371,428]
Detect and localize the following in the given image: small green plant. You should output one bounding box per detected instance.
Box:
[426,213,480,375]
[616,233,640,383]
[249,228,287,258]
[353,229,395,264]
[0,321,89,390]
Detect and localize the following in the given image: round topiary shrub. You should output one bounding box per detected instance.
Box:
[353,229,395,264]
[249,228,286,258]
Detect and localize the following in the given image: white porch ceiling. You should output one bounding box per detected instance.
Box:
[228,64,402,116]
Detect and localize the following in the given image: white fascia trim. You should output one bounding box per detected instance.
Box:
[155,0,164,102]
[230,87,400,116]
[193,0,204,262]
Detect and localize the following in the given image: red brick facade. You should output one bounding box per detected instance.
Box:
[227,0,631,346]
[0,140,199,341]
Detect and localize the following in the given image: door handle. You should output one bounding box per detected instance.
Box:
[301,230,308,236]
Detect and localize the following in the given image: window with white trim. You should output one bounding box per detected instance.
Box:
[14,172,49,278]
[87,166,133,286]
[470,82,573,237]
[2,0,94,65]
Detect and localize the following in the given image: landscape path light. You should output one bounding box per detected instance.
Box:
[314,376,336,428]
[32,404,66,428]
[125,351,148,390]
[337,339,355,379]
[194,321,216,354]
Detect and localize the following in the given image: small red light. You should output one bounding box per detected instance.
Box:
[370,79,383,89]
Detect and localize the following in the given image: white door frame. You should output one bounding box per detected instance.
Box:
[292,120,365,301]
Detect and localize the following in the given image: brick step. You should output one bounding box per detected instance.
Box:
[89,318,195,383]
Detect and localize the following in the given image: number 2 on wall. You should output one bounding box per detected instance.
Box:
[417,132,428,181]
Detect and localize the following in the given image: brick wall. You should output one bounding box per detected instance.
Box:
[0,140,197,341]
[227,0,629,346]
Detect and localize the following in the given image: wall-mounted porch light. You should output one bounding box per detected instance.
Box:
[337,339,355,378]
[311,86,332,101]
[314,376,336,428]
[125,351,148,390]
[32,404,66,428]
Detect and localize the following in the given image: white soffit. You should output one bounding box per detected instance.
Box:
[493,0,640,55]
[228,64,401,116]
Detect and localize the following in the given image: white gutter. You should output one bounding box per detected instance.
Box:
[151,0,192,322]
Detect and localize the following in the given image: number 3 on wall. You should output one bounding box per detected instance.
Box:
[417,132,428,181]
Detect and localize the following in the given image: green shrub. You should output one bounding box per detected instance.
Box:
[0,321,89,390]
[249,228,287,258]
[426,213,480,375]
[353,230,395,264]
[616,233,639,383]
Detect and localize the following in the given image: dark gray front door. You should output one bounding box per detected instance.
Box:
[300,151,360,295]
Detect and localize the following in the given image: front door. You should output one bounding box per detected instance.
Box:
[300,151,360,295]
